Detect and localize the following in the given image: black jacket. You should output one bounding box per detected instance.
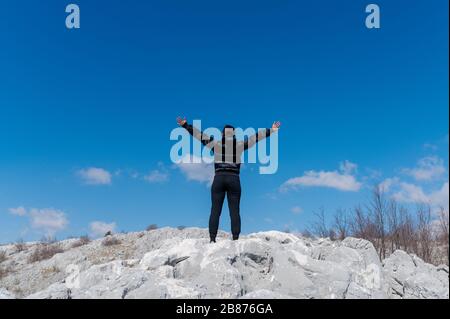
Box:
[182,122,272,175]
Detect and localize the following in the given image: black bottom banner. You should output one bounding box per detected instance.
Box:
[1,298,447,318]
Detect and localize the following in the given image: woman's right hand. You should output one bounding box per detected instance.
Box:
[176,116,187,126]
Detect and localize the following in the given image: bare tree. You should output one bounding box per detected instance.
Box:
[436,208,449,264]
[328,229,337,241]
[387,199,400,253]
[350,205,367,238]
[301,229,314,238]
[369,185,388,259]
[310,207,330,238]
[437,208,449,242]
[397,207,417,254]
[334,208,349,240]
[307,186,449,266]
[416,205,433,263]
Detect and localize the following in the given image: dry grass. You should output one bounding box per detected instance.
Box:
[28,244,64,263]
[40,236,57,244]
[146,224,158,231]
[0,251,6,263]
[71,235,91,248]
[102,237,122,246]
[0,266,12,279]
[41,265,61,277]
[14,239,27,253]
[10,284,22,297]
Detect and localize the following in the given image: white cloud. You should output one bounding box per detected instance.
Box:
[379,177,400,193]
[402,156,446,181]
[264,192,278,200]
[281,165,362,192]
[144,170,169,183]
[423,134,449,151]
[428,182,449,209]
[77,167,112,185]
[29,208,69,235]
[423,143,438,151]
[365,168,382,180]
[291,206,303,214]
[175,154,214,184]
[9,206,27,216]
[89,221,116,238]
[392,182,429,203]
[339,160,358,175]
[392,181,449,210]
[144,162,169,183]
[130,171,140,179]
[8,207,69,235]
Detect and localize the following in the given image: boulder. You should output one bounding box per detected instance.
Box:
[383,250,449,299]
[1,228,446,299]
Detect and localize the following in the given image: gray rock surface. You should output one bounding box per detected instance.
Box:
[383,250,449,299]
[0,288,15,299]
[0,228,448,299]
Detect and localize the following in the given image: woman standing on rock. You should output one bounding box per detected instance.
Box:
[176,117,281,243]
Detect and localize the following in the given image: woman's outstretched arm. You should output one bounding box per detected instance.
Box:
[244,121,281,150]
[176,117,215,148]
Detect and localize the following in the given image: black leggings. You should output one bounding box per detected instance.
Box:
[209,173,241,240]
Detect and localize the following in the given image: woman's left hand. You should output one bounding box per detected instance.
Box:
[272,121,281,131]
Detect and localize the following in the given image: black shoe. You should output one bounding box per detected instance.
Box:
[210,237,216,243]
[232,235,239,241]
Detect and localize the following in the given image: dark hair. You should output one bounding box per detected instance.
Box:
[223,124,234,130]
[222,124,235,138]
[223,124,235,132]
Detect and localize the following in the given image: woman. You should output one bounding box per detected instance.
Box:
[176,117,281,242]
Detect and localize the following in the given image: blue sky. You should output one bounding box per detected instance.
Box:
[0,0,448,242]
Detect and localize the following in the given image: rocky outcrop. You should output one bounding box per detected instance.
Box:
[383,250,449,299]
[0,228,448,299]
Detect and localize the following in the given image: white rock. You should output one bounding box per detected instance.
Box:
[383,250,449,299]
[1,228,447,299]
[240,289,293,299]
[0,288,15,299]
